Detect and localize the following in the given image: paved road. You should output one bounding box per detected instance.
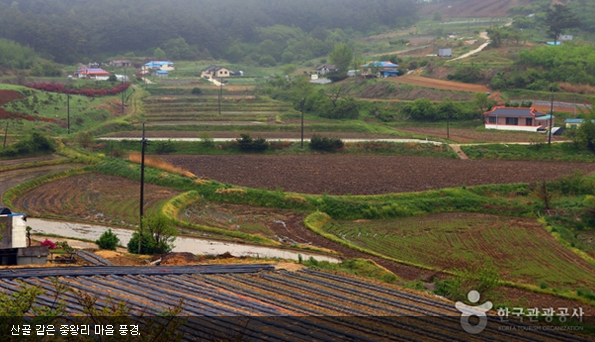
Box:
[98,137,445,145]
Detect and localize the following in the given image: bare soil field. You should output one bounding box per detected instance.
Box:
[395,126,544,143]
[385,75,490,92]
[162,155,595,195]
[14,173,179,225]
[0,163,81,203]
[420,0,521,18]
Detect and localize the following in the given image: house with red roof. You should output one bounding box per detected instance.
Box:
[484,106,551,131]
[74,68,111,80]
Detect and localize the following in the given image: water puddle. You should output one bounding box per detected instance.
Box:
[28,218,340,263]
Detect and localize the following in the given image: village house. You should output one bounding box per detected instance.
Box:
[151,70,168,78]
[565,118,595,129]
[484,107,551,131]
[315,64,337,75]
[74,68,111,80]
[144,61,175,71]
[361,61,399,77]
[201,65,230,78]
[108,59,132,68]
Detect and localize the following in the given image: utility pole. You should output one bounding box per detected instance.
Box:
[121,76,125,116]
[67,92,70,134]
[3,121,8,148]
[300,97,305,148]
[218,77,223,115]
[138,123,147,255]
[548,87,554,146]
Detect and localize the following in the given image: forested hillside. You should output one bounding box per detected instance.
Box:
[0,0,418,64]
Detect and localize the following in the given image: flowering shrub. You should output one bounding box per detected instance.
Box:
[26,83,130,97]
[40,239,56,249]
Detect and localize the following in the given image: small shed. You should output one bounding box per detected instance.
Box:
[151,70,169,78]
[438,48,452,57]
[565,118,595,129]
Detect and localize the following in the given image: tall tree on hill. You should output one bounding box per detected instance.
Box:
[328,43,352,75]
[546,4,579,46]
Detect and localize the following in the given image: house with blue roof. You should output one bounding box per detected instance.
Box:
[361,61,399,77]
[565,118,595,129]
[151,70,168,78]
[145,61,174,71]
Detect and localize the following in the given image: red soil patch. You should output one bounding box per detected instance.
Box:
[0,90,24,105]
[386,75,489,93]
[162,155,595,195]
[0,89,58,123]
[0,108,59,123]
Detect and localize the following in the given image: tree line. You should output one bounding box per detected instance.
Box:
[0,0,418,64]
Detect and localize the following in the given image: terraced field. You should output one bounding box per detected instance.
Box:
[0,264,586,341]
[163,154,595,195]
[142,95,297,126]
[323,213,595,289]
[13,173,179,226]
[181,200,309,244]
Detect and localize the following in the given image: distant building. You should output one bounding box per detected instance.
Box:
[109,59,132,68]
[201,65,230,78]
[559,35,573,41]
[565,118,595,129]
[151,70,168,78]
[361,61,399,77]
[315,64,337,75]
[145,61,174,71]
[438,48,452,57]
[115,75,129,82]
[74,68,111,79]
[484,107,550,131]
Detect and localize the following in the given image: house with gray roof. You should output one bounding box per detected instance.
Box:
[201,65,230,78]
[484,106,550,131]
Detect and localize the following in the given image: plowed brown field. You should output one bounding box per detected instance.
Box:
[162,155,595,195]
[385,75,490,92]
[14,173,179,225]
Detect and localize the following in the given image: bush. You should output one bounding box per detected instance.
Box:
[40,239,56,249]
[236,133,269,152]
[198,133,215,148]
[153,140,177,154]
[191,87,202,95]
[0,132,55,157]
[127,214,177,255]
[310,134,344,151]
[96,229,120,250]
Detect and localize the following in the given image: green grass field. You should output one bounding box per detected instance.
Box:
[461,143,595,162]
[322,213,595,290]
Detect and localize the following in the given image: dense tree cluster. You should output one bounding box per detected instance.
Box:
[490,44,595,91]
[0,0,418,64]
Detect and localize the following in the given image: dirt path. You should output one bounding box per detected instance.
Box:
[385,75,490,92]
[447,31,491,62]
[449,144,469,159]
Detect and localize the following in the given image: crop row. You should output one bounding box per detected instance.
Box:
[322,214,595,288]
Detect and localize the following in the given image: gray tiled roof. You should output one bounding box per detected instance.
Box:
[486,107,546,117]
